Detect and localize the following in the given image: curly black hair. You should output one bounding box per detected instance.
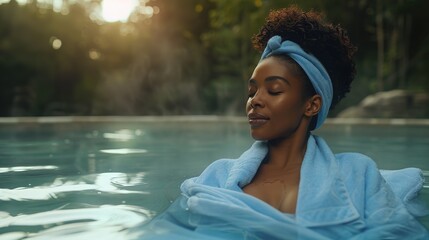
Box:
[252,6,357,110]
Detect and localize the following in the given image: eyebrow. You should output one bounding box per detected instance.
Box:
[248,76,291,86]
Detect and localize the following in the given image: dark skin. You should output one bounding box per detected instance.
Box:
[242,56,321,214]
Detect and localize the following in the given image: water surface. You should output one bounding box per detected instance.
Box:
[0,118,427,238]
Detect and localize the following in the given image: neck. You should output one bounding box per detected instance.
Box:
[266,128,310,170]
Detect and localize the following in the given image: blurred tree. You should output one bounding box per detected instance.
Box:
[92,0,213,115]
[0,0,428,116]
[200,0,269,114]
[203,0,429,116]
[0,1,101,115]
[380,0,429,91]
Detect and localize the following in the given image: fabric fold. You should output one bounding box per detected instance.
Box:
[295,136,361,227]
[140,135,429,239]
[380,168,428,217]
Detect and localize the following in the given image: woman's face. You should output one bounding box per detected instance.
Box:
[246,56,309,141]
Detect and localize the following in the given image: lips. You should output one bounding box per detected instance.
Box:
[248,112,269,128]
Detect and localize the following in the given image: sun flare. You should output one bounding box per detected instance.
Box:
[101,0,138,22]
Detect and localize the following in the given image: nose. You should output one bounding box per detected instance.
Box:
[248,92,265,109]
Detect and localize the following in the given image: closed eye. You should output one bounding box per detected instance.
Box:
[269,91,282,96]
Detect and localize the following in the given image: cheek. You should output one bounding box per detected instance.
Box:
[272,98,305,120]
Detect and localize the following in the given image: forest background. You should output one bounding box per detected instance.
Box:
[1,0,428,117]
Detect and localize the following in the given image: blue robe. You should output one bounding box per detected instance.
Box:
[139,135,429,239]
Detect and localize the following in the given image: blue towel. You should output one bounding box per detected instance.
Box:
[139,135,428,239]
[380,168,428,217]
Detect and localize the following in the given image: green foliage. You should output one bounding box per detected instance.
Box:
[0,0,428,116]
[92,0,212,115]
[0,2,101,115]
[204,0,429,116]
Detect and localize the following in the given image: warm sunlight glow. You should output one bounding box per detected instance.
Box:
[101,0,138,22]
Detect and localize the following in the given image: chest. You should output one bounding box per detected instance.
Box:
[242,173,300,214]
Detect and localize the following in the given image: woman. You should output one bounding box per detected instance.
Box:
[140,6,428,239]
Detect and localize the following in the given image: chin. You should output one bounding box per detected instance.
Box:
[250,131,270,141]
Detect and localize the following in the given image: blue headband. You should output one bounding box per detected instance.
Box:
[260,35,333,129]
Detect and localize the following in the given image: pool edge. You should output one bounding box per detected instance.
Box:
[0,116,429,125]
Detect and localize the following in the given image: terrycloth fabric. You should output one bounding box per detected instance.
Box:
[140,135,428,239]
[380,168,428,217]
[261,36,333,129]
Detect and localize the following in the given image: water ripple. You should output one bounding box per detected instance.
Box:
[0,165,59,174]
[100,149,148,154]
[0,205,152,240]
[0,172,149,201]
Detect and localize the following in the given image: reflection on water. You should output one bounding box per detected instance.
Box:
[0,121,428,238]
[0,165,58,174]
[0,172,149,201]
[0,169,153,239]
[0,204,151,240]
[100,149,148,154]
[0,126,155,239]
[102,129,144,142]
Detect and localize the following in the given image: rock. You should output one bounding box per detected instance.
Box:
[337,90,429,118]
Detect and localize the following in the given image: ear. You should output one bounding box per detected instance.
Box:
[304,94,322,118]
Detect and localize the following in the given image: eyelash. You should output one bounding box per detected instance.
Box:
[248,90,282,98]
[269,91,282,96]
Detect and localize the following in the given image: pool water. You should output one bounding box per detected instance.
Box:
[0,118,428,239]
